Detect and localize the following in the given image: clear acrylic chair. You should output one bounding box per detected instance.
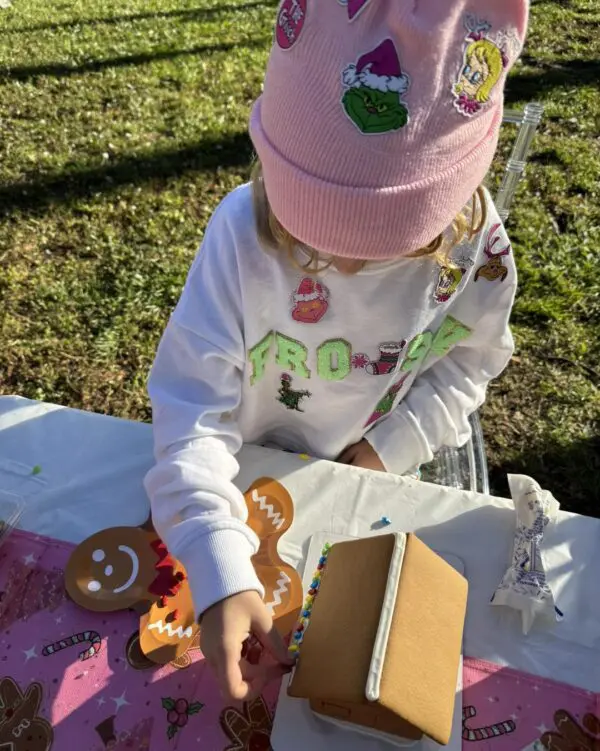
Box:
[419,102,545,494]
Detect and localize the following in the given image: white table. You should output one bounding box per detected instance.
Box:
[0,395,599,694]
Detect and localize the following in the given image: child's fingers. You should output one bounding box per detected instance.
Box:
[252,610,295,666]
[241,661,292,700]
[217,642,252,702]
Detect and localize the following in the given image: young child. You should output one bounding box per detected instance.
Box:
[145,0,528,702]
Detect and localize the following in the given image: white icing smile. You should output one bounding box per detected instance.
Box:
[147,619,193,640]
[86,545,140,594]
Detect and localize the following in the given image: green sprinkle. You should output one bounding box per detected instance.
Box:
[32,465,42,476]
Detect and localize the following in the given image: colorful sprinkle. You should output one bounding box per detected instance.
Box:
[32,465,42,476]
[289,543,332,655]
[381,516,391,526]
[299,453,311,461]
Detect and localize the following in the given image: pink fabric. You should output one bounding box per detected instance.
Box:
[462,657,600,749]
[0,530,279,750]
[250,0,529,259]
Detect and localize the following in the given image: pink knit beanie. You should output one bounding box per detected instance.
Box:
[249,0,528,259]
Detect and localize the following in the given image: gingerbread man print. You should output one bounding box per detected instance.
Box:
[0,678,53,751]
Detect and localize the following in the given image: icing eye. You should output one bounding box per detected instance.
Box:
[463,65,471,76]
[92,549,106,562]
[88,580,102,592]
[471,71,482,84]
[104,565,114,576]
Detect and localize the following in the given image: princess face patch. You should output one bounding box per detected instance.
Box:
[434,266,466,304]
[452,15,519,116]
[342,39,410,134]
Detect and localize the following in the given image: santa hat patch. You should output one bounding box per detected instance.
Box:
[342,39,410,95]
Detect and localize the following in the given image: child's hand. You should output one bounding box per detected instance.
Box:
[338,439,386,471]
[200,590,294,702]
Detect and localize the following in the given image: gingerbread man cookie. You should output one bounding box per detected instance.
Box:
[65,478,302,667]
[244,478,303,637]
[65,526,196,665]
[0,678,53,751]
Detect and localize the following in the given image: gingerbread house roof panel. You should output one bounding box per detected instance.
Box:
[288,534,396,703]
[378,534,468,745]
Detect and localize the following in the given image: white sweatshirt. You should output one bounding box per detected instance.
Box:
[144,182,516,618]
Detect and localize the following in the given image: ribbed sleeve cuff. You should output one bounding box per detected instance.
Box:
[177,528,265,619]
[365,410,432,476]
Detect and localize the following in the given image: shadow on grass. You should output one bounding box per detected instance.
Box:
[0,131,253,216]
[489,435,600,516]
[505,59,600,104]
[4,0,276,34]
[0,37,269,83]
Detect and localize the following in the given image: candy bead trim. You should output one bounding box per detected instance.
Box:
[288,543,331,655]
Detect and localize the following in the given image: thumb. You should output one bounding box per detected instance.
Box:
[252,609,295,666]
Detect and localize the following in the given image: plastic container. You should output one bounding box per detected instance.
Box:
[0,490,24,550]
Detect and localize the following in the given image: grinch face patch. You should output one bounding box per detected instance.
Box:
[475,223,511,282]
[276,0,306,50]
[291,277,330,323]
[342,39,410,134]
[452,15,520,117]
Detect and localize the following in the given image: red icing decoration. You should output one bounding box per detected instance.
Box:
[149,539,181,599]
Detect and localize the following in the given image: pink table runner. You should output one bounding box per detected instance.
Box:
[0,530,277,750]
[1,529,597,750]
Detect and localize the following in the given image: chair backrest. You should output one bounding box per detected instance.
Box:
[495,102,545,222]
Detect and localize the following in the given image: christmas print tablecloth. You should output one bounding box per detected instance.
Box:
[0,530,278,751]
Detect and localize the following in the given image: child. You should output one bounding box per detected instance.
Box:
[145,0,528,702]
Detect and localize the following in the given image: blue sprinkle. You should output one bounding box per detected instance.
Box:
[294,632,303,641]
[381,516,391,526]
[311,579,320,589]
[302,610,311,618]
[319,557,327,565]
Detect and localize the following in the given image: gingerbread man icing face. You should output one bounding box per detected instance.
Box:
[65,527,159,612]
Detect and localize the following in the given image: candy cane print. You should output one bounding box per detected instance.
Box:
[42,630,101,661]
[462,705,516,741]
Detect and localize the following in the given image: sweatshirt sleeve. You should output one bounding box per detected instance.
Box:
[144,196,264,619]
[365,215,517,475]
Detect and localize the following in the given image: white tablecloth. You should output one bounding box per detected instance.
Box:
[1,396,599,692]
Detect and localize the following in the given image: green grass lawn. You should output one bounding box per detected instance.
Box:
[1,0,598,513]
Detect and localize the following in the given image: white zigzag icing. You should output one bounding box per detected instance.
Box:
[147,619,193,640]
[251,489,285,530]
[265,571,291,613]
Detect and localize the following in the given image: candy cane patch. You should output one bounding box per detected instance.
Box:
[462,705,516,741]
[42,630,101,661]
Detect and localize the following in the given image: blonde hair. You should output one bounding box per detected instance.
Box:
[252,160,487,274]
[464,39,504,103]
